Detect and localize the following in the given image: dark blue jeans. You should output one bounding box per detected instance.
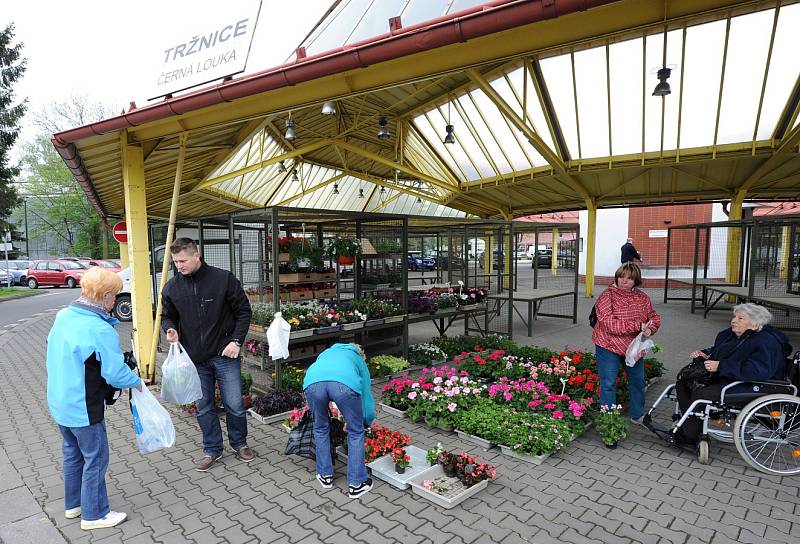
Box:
[305,381,368,486]
[59,420,109,521]
[595,345,645,420]
[195,356,247,457]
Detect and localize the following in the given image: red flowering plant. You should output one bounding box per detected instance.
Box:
[380,377,416,410]
[391,447,411,469]
[453,349,506,380]
[283,402,341,431]
[364,426,410,463]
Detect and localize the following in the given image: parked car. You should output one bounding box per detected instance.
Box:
[26,260,87,289]
[79,259,122,273]
[3,260,31,285]
[532,249,552,268]
[407,253,435,271]
[0,267,11,287]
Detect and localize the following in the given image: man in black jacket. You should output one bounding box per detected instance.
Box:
[620,238,642,264]
[162,238,253,471]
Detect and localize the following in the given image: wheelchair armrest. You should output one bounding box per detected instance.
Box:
[720,379,797,403]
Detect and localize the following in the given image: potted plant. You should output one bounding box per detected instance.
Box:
[288,237,315,268]
[249,389,305,424]
[437,450,458,477]
[368,355,409,379]
[392,448,411,474]
[596,404,629,449]
[324,236,361,266]
[426,443,445,466]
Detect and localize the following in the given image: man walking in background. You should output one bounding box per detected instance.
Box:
[621,238,642,264]
[161,238,253,471]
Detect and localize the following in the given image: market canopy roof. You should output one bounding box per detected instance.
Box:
[53,0,800,221]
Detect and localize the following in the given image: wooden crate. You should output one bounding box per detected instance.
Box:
[314,289,336,299]
[290,291,313,301]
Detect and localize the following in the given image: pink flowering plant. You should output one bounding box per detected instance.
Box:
[403,365,486,427]
[380,377,415,410]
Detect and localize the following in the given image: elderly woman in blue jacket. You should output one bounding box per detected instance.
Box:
[303,343,376,499]
[676,303,792,443]
[47,267,143,531]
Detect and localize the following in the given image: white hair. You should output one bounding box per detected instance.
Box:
[733,303,773,328]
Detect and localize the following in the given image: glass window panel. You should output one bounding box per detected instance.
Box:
[458,92,513,175]
[644,29,683,152]
[679,20,726,149]
[413,112,476,181]
[348,0,407,44]
[401,0,449,27]
[609,37,643,155]
[540,55,580,158]
[574,46,609,158]
[301,0,351,50]
[446,101,494,178]
[518,67,558,155]
[305,0,373,56]
[448,0,490,14]
[471,89,546,168]
[757,5,800,139]
[717,10,774,145]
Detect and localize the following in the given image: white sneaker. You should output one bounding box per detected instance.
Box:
[80,511,127,530]
[65,507,81,519]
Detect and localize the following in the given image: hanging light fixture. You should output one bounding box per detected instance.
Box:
[332,183,339,195]
[277,160,287,172]
[284,114,296,141]
[321,101,337,115]
[291,169,299,182]
[377,115,390,140]
[416,196,422,204]
[358,188,364,198]
[652,67,671,96]
[443,99,455,144]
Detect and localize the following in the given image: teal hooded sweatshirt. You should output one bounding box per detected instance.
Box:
[302,343,376,426]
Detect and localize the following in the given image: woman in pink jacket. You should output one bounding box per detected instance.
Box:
[592,262,661,424]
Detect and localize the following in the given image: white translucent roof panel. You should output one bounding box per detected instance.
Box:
[717,10,775,145]
[304,0,373,56]
[757,5,800,139]
[679,20,726,149]
[574,47,609,158]
[518,67,558,159]
[609,38,643,155]
[348,0,407,44]
[457,91,513,175]
[444,101,495,178]
[401,0,449,27]
[540,55,580,158]
[644,30,683,152]
[447,0,490,14]
[414,111,478,181]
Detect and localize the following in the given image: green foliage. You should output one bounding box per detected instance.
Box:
[452,398,512,442]
[241,370,253,396]
[0,24,26,238]
[595,405,629,446]
[368,355,409,378]
[374,238,401,255]
[271,365,305,392]
[323,235,361,260]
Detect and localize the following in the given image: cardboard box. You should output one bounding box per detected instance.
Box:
[314,289,336,299]
[290,291,312,301]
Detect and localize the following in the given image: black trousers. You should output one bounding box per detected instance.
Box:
[675,380,724,442]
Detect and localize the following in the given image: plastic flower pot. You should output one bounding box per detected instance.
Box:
[338,255,355,266]
[395,463,406,474]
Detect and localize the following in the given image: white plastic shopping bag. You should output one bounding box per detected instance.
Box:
[625,332,655,367]
[160,343,203,405]
[131,383,176,454]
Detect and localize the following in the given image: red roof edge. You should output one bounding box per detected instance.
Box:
[51,138,108,218]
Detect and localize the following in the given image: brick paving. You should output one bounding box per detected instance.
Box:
[1,292,799,543]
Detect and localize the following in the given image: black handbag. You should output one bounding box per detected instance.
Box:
[284,409,345,460]
[676,357,716,388]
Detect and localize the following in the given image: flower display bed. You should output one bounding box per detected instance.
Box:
[247,408,294,425]
[379,403,408,418]
[290,329,314,339]
[314,325,342,335]
[455,430,493,450]
[407,465,489,509]
[384,315,405,324]
[342,322,364,331]
[367,445,429,490]
[497,444,550,465]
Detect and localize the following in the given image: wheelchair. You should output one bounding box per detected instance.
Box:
[643,351,800,475]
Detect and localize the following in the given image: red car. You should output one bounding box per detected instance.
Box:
[78,259,122,273]
[26,260,87,289]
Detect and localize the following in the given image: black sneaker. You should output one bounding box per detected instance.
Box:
[348,478,373,499]
[316,474,333,489]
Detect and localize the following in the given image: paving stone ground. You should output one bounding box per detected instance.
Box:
[1,289,799,543]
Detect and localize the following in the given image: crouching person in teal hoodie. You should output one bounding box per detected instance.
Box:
[302,343,376,499]
[46,267,143,531]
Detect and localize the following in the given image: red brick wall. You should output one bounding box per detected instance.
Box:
[627,204,712,266]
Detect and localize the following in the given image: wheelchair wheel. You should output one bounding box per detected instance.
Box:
[733,394,800,475]
[697,440,710,464]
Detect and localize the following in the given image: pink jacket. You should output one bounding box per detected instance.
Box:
[592,284,661,356]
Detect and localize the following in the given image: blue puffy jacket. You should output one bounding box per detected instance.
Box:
[47,303,142,428]
[704,325,793,383]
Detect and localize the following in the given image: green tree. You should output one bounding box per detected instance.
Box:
[0,24,26,244]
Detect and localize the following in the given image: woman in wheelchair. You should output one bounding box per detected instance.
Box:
[673,303,793,445]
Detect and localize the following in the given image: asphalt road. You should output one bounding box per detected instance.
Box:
[0,287,79,330]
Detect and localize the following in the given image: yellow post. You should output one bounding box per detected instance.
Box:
[725,190,746,288]
[121,132,155,380]
[585,201,597,298]
[149,133,187,381]
[551,227,559,277]
[119,243,129,268]
[779,225,791,280]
